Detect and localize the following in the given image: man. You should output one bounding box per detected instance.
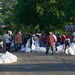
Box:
[45,32,56,55]
[21,32,25,43]
[15,32,22,52]
[72,31,75,43]
[39,34,46,47]
[60,34,65,44]
[5,32,12,52]
[63,37,70,54]
[56,32,60,38]
[66,32,70,39]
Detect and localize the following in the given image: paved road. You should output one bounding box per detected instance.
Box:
[0,49,75,75]
[1,36,75,75]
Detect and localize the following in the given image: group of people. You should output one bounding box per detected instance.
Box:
[5,31,22,52]
[4,30,75,55]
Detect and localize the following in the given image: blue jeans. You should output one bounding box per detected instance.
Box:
[39,41,45,47]
[16,43,22,51]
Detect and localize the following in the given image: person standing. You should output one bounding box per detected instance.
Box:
[21,32,25,43]
[14,31,18,52]
[60,34,65,44]
[66,32,70,39]
[5,32,12,52]
[15,32,22,52]
[71,31,73,43]
[45,32,56,55]
[39,34,46,47]
[72,31,75,43]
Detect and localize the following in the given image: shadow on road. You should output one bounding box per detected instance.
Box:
[0,63,75,72]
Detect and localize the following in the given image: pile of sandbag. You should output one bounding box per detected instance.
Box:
[0,51,17,64]
[56,43,75,56]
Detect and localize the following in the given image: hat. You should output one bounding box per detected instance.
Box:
[49,32,52,35]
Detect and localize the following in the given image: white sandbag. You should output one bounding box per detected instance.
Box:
[35,47,46,52]
[19,47,26,52]
[34,47,40,52]
[19,39,31,52]
[35,41,39,48]
[25,39,30,48]
[66,47,74,55]
[11,43,14,47]
[5,58,11,63]
[55,50,63,53]
[31,43,35,50]
[39,47,46,52]
[0,51,17,64]
[0,59,2,64]
[56,43,75,55]
[56,45,64,53]
[70,43,75,55]
[25,48,31,52]
[71,43,75,50]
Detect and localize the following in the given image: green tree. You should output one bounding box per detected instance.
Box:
[13,0,68,33]
[64,0,75,25]
[0,0,17,33]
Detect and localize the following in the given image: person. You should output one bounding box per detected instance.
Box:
[39,34,46,47]
[44,35,48,47]
[66,32,70,39]
[45,32,56,55]
[36,31,42,38]
[22,35,30,47]
[14,31,18,52]
[5,32,12,52]
[71,31,73,43]
[72,31,75,43]
[29,32,32,48]
[21,32,25,43]
[11,37,14,48]
[15,32,22,52]
[56,32,60,38]
[56,37,61,47]
[31,33,36,53]
[63,37,70,54]
[60,34,65,44]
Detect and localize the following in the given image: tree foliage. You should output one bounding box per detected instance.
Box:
[13,0,70,33]
[64,0,75,25]
[1,0,75,34]
[0,0,17,33]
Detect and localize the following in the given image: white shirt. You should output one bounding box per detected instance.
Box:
[5,34,10,43]
[53,34,57,41]
[36,33,41,38]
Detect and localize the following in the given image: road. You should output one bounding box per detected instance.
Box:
[0,49,75,75]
